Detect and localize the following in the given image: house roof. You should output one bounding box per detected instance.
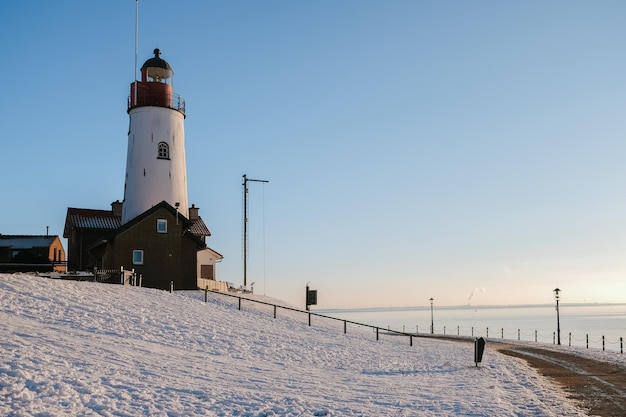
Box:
[64,208,121,238]
[199,246,224,260]
[87,201,208,251]
[0,235,59,249]
[189,217,211,237]
[64,205,210,238]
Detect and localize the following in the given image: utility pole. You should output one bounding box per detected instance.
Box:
[243,174,268,287]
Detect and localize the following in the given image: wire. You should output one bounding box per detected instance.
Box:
[262,182,267,295]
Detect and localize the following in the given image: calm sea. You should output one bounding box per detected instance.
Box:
[318,304,626,353]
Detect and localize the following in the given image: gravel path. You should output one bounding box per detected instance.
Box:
[497,345,626,417]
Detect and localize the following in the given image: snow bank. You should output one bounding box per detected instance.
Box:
[0,274,587,416]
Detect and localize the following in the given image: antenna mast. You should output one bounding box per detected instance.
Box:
[242,174,269,287]
[134,0,139,104]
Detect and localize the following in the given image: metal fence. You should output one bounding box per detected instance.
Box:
[203,289,624,354]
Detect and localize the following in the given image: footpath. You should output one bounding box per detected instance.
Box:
[496,344,626,417]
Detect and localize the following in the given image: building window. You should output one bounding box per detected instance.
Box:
[157,219,167,233]
[157,142,170,159]
[132,250,144,265]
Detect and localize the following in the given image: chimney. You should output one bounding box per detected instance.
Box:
[111,200,123,217]
[189,204,199,221]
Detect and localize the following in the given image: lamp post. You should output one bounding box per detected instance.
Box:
[553,288,561,345]
[429,297,434,334]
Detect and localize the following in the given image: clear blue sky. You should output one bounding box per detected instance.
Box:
[2,1,625,308]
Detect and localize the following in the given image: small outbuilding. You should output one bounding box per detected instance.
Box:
[64,201,123,271]
[0,235,66,273]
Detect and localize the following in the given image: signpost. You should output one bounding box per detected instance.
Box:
[306,282,317,311]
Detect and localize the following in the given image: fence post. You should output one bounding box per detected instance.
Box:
[457,326,459,336]
[120,266,124,284]
[553,332,555,345]
[410,334,413,347]
[621,337,623,354]
[471,327,474,337]
[569,332,571,346]
[170,281,173,293]
[308,312,311,326]
[274,305,277,319]
[139,274,142,287]
[586,334,589,349]
[205,286,208,302]
[602,336,605,351]
[535,330,537,343]
[518,329,520,341]
[444,326,446,335]
[376,327,379,341]
[238,297,241,310]
[501,328,504,339]
[344,320,347,334]
[486,327,489,338]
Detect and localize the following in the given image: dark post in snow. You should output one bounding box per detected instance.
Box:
[474,337,486,367]
[170,281,174,293]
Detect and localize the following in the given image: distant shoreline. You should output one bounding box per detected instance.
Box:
[317,302,626,313]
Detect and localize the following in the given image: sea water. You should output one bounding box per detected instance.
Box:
[318,304,626,353]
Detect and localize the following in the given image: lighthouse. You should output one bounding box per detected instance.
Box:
[63,46,222,290]
[122,48,189,224]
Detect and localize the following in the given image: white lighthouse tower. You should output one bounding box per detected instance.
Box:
[122,48,189,224]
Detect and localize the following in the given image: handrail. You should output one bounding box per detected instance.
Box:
[205,289,427,346]
[127,91,185,115]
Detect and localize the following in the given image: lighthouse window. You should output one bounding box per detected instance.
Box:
[157,142,170,159]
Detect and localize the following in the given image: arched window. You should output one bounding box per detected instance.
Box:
[157,142,170,159]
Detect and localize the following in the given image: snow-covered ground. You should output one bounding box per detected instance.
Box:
[0,273,593,416]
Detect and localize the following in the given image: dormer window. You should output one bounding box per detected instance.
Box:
[157,142,170,159]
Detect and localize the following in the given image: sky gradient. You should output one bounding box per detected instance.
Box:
[2,1,625,308]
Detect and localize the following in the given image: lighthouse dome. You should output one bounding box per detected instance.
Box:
[141,48,173,81]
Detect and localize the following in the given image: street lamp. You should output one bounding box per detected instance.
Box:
[429,297,434,334]
[553,288,561,345]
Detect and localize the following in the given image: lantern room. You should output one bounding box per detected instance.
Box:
[128,48,185,115]
[141,48,173,84]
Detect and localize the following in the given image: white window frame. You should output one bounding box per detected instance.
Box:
[157,142,170,159]
[157,219,168,233]
[132,250,144,265]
